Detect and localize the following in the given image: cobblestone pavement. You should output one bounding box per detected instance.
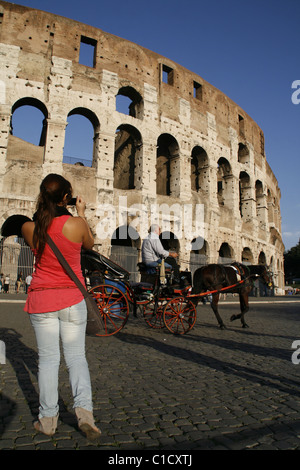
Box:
[0,294,299,451]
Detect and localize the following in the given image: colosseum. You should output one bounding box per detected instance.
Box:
[0,1,284,293]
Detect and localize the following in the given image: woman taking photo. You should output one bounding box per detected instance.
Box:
[22,173,100,440]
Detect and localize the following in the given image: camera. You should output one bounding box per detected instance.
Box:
[68,197,77,206]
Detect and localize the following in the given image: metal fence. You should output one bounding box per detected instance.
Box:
[110,245,140,281]
[0,237,34,293]
[189,253,207,278]
[0,239,141,291]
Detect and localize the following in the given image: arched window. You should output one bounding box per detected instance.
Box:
[191,236,208,254]
[63,108,99,167]
[110,225,141,281]
[255,180,263,196]
[258,251,266,265]
[238,143,249,163]
[11,97,48,146]
[114,124,142,190]
[267,189,274,225]
[218,242,234,263]
[217,157,232,206]
[239,171,251,219]
[242,247,254,264]
[190,237,208,275]
[255,180,266,226]
[191,146,209,193]
[116,86,143,119]
[159,231,179,252]
[156,134,179,196]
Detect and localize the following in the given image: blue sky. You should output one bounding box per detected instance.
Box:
[9,0,300,250]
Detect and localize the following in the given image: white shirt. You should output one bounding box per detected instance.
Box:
[142,232,169,264]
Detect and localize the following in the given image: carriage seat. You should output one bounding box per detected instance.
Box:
[130,281,153,290]
[89,270,104,287]
[165,284,192,296]
[137,262,173,285]
[137,261,172,275]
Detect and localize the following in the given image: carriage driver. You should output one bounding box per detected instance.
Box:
[141,224,178,275]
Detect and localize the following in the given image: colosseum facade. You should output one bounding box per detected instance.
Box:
[0,1,285,292]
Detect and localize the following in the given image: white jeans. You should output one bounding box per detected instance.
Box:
[30,299,93,418]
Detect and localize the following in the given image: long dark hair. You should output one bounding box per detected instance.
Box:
[33,174,72,257]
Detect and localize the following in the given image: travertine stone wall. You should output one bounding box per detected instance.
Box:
[0,1,285,292]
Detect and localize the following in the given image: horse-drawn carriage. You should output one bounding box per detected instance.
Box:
[81,249,272,336]
[1,214,273,337]
[81,249,196,336]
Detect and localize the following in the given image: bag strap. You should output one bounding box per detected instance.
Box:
[46,234,105,332]
[46,234,88,299]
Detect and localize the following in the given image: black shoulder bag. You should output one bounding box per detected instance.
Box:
[46,234,104,336]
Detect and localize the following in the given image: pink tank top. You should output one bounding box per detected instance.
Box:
[24,215,85,314]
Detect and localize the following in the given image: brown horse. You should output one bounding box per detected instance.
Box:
[192,263,272,329]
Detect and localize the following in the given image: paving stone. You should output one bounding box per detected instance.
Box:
[1,298,300,451]
[0,439,15,449]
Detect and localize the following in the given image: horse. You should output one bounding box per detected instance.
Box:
[192,262,272,329]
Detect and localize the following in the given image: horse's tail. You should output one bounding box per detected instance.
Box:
[192,265,206,294]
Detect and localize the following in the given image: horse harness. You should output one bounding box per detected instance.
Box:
[226,262,249,282]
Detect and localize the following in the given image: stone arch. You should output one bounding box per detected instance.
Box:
[110,224,141,280]
[241,247,254,264]
[111,224,140,249]
[191,236,208,255]
[258,251,266,265]
[1,213,37,283]
[217,157,232,207]
[255,180,264,198]
[267,189,274,225]
[1,214,31,238]
[218,242,234,263]
[116,86,143,119]
[11,97,48,146]
[160,230,180,252]
[238,143,249,163]
[273,196,280,228]
[255,179,266,226]
[115,41,151,71]
[0,215,35,286]
[190,145,209,193]
[63,107,100,167]
[156,133,179,196]
[190,237,208,273]
[239,171,251,219]
[114,124,143,190]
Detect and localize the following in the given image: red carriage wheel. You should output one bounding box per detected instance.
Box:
[142,298,166,329]
[163,297,196,335]
[89,284,129,336]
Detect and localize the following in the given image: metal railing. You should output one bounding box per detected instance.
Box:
[0,237,34,293]
[110,245,139,281]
